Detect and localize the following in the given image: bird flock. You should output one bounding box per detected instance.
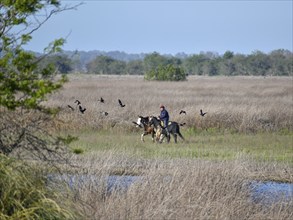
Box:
[67,97,207,128]
[67,97,126,115]
[68,97,208,120]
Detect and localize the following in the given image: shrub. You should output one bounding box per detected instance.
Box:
[144,64,186,81]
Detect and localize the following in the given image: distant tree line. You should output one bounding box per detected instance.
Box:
[38,49,293,78]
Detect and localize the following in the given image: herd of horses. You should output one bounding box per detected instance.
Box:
[134,116,185,144]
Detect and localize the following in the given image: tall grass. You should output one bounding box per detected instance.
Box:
[40,75,293,219]
[47,75,293,133]
[59,152,293,220]
[0,155,76,219]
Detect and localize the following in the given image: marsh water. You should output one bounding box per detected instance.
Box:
[250,181,293,205]
[48,174,293,205]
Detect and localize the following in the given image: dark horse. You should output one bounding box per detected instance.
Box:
[149,116,185,143]
[134,116,156,142]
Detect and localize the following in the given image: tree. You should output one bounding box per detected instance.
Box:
[246,51,271,76]
[126,60,144,75]
[223,50,234,59]
[86,55,125,74]
[0,0,79,161]
[143,52,169,73]
[183,54,207,75]
[37,54,74,74]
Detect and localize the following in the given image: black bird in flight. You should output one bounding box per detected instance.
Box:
[179,122,186,126]
[118,99,126,107]
[67,105,74,111]
[100,111,108,116]
[200,109,207,117]
[179,110,186,115]
[79,105,86,114]
[74,99,81,105]
[99,97,105,103]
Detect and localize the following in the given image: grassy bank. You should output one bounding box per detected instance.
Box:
[67,128,293,164]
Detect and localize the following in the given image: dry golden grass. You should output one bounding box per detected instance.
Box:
[47,75,293,133]
[55,152,293,220]
[43,75,293,219]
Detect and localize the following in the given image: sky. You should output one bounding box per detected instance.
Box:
[25,0,293,55]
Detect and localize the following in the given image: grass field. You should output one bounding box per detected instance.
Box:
[47,75,293,163]
[49,75,292,132]
[44,75,293,219]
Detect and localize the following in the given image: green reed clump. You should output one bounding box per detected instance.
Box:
[0,155,76,220]
[73,148,84,154]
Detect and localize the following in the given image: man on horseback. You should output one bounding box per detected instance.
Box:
[159,105,170,136]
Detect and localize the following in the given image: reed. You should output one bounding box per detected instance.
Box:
[58,152,293,220]
[46,75,293,133]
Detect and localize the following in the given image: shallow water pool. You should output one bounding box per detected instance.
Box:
[250,181,293,205]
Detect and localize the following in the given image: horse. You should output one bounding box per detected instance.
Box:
[149,116,185,143]
[134,116,156,142]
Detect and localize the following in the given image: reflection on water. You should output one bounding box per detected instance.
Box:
[250,181,293,205]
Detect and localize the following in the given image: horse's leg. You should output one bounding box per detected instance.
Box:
[151,131,155,142]
[155,128,162,143]
[159,134,165,143]
[178,132,185,141]
[141,133,145,142]
[166,135,170,143]
[173,133,177,143]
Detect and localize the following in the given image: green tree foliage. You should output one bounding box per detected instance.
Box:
[143,52,169,73]
[37,54,74,74]
[86,55,126,74]
[144,64,186,81]
[182,54,207,75]
[182,50,292,76]
[0,0,71,111]
[0,0,79,159]
[126,60,144,75]
[82,49,292,77]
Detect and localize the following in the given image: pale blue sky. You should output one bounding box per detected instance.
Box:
[26,0,293,55]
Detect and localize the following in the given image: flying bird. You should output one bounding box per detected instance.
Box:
[67,105,74,111]
[79,105,86,114]
[179,110,186,115]
[179,123,186,126]
[200,109,207,117]
[100,111,108,116]
[118,99,126,107]
[99,97,105,103]
[74,99,81,105]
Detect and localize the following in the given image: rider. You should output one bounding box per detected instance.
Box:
[159,104,170,135]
